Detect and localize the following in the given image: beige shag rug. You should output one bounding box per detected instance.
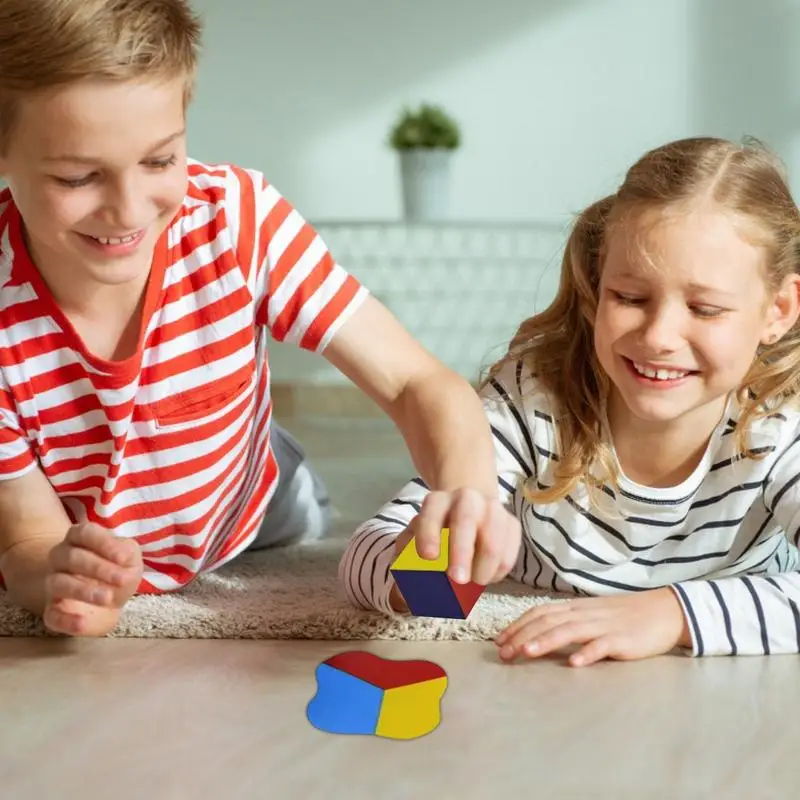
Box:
[0,538,564,640]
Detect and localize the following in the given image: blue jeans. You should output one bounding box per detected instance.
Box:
[246,422,333,549]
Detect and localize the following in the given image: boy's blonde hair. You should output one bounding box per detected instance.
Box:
[0,0,203,154]
[487,136,800,505]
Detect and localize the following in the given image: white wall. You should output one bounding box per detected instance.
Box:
[185,0,800,382]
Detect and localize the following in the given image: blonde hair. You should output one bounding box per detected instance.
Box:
[486,136,800,505]
[0,0,203,154]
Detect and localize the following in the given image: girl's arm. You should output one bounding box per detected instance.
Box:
[670,445,800,657]
[338,357,539,614]
[671,564,800,656]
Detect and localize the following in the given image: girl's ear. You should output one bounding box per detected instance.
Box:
[761,273,800,345]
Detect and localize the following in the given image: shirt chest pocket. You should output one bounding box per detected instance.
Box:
[148,365,256,433]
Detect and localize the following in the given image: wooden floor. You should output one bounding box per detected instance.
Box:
[1,417,797,799]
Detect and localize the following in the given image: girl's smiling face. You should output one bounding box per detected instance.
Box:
[594,204,795,434]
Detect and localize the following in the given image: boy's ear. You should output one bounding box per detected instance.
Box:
[761,273,800,345]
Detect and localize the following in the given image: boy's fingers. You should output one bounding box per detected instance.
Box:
[43,602,87,636]
[446,489,484,584]
[489,507,523,583]
[46,573,114,607]
[470,501,512,585]
[65,524,134,566]
[49,543,127,587]
[414,492,451,559]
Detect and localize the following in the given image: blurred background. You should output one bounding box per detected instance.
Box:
[187,0,800,396]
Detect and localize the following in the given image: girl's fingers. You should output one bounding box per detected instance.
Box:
[569,637,613,667]
[500,619,601,661]
[495,601,574,645]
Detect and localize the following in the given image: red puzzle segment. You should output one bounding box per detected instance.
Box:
[323,650,447,689]
[450,578,485,616]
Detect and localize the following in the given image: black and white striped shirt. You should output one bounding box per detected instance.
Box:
[339,358,800,657]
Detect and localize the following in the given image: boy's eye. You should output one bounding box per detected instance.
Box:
[144,155,177,170]
[55,174,95,188]
[52,155,177,189]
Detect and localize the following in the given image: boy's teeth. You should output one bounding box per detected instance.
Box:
[633,362,689,380]
[94,233,138,245]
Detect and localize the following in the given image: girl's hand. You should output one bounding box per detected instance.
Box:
[494,588,692,667]
[43,522,143,636]
[390,487,521,605]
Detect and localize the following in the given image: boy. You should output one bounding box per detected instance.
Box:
[0,0,521,636]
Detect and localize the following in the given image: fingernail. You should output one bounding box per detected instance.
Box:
[451,567,467,583]
[524,641,539,655]
[92,588,109,604]
[499,645,515,660]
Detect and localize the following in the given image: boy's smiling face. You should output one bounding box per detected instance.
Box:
[0,76,188,300]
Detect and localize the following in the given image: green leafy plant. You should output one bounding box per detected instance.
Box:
[389,103,461,150]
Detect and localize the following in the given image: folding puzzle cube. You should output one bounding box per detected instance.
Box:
[306,650,448,740]
[390,527,485,619]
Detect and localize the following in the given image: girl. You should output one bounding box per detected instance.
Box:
[339,136,800,665]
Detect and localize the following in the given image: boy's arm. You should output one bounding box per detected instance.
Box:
[0,466,72,615]
[242,175,517,577]
[323,294,499,498]
[338,360,537,614]
[241,173,496,497]
[0,467,136,636]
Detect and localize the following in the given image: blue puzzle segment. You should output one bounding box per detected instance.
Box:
[391,570,466,619]
[306,663,384,735]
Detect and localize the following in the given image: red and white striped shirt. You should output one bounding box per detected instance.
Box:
[0,160,367,593]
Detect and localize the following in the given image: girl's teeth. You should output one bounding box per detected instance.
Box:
[633,362,689,380]
[94,234,138,245]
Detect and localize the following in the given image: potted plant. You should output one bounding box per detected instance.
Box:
[389,103,461,221]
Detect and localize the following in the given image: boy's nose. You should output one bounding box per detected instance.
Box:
[102,177,149,230]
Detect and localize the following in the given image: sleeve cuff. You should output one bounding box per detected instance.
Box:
[670,581,737,658]
[371,548,412,620]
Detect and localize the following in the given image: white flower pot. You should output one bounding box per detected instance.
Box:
[399,149,452,221]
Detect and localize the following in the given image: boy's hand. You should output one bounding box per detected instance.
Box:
[43,523,143,637]
[389,488,522,611]
[494,588,691,667]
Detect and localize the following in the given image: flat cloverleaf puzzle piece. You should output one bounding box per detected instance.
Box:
[306,651,448,740]
[390,527,485,619]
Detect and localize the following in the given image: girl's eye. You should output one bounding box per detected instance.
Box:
[611,290,644,305]
[691,305,725,318]
[53,155,177,189]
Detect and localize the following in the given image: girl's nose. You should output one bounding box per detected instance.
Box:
[639,306,684,353]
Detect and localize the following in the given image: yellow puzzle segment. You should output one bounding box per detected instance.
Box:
[391,528,450,572]
[374,676,448,740]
